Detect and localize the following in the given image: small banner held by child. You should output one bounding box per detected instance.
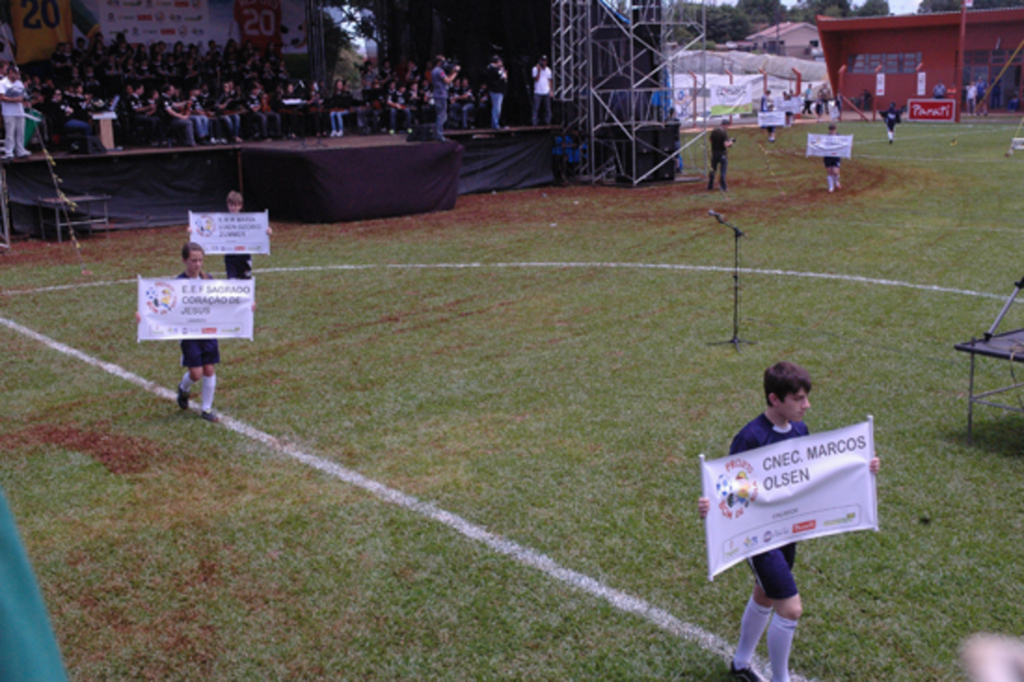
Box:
[700,419,878,581]
[758,111,786,128]
[806,134,854,159]
[188,211,271,255]
[710,83,754,116]
[137,277,255,341]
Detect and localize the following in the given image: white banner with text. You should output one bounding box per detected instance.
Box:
[189,211,271,255]
[700,420,877,580]
[758,111,787,128]
[710,82,754,116]
[137,277,254,341]
[806,134,854,159]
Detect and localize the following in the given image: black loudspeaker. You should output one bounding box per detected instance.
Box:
[624,122,679,182]
[406,123,435,142]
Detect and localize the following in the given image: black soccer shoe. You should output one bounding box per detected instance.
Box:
[729,662,767,682]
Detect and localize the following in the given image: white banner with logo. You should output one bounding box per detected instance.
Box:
[775,97,803,115]
[758,111,786,128]
[189,211,270,255]
[137,277,255,341]
[710,82,753,116]
[806,134,854,159]
[876,73,886,97]
[917,72,927,97]
[700,419,877,580]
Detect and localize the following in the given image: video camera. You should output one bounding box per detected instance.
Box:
[443,58,460,76]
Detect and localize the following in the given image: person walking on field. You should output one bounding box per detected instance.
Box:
[698,362,880,682]
[883,102,900,144]
[823,123,842,193]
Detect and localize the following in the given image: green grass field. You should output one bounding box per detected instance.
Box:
[3,117,1024,681]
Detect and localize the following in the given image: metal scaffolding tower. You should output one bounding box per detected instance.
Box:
[552,0,707,185]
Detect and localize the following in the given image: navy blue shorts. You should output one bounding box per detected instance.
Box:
[180,339,220,368]
[823,157,841,168]
[747,542,798,600]
[224,254,252,280]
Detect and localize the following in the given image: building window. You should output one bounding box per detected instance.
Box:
[900,52,921,73]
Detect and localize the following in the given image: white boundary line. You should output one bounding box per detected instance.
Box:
[0,313,797,681]
[3,262,1005,301]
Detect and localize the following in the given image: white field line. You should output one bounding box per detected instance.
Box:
[0,313,793,681]
[3,262,1005,301]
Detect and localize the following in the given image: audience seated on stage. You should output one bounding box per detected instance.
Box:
[10,37,526,152]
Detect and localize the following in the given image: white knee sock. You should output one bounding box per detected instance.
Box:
[180,372,195,391]
[201,374,216,412]
[733,596,773,670]
[888,130,894,141]
[827,176,835,191]
[767,614,798,682]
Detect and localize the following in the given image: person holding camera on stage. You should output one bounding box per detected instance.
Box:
[708,118,733,192]
[485,55,508,129]
[531,55,553,126]
[430,54,460,142]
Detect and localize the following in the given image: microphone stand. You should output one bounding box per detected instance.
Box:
[709,211,754,351]
[984,274,1024,341]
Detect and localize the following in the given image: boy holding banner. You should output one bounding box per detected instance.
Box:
[824,123,842,193]
[698,362,880,682]
[223,191,272,280]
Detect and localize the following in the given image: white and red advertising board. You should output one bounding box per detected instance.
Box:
[907,98,957,122]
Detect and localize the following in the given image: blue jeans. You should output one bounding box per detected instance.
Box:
[490,92,504,128]
[434,101,447,140]
[532,93,551,125]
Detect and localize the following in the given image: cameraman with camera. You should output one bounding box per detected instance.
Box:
[708,118,734,192]
[531,55,552,126]
[431,54,460,142]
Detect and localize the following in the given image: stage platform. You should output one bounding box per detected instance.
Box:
[2,126,555,236]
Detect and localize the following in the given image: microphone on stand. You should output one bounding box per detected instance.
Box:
[709,210,744,236]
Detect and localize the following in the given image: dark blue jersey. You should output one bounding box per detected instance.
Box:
[884,108,900,130]
[729,413,809,455]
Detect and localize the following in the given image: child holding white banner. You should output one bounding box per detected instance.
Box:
[824,123,842,193]
[698,362,879,682]
[176,242,222,423]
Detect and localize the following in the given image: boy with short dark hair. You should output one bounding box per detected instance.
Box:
[698,362,879,682]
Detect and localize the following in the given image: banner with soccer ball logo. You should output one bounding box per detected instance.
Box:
[700,419,878,580]
[137,277,255,341]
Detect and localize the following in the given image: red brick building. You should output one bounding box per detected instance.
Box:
[818,8,1024,112]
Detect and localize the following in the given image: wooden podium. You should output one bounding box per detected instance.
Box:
[90,112,117,150]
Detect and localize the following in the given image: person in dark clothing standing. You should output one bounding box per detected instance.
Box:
[484,55,507,129]
[708,119,733,192]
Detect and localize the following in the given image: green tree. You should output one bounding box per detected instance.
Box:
[736,0,788,25]
[853,0,891,15]
[706,4,753,43]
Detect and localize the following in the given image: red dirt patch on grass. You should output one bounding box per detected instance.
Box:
[8,424,159,474]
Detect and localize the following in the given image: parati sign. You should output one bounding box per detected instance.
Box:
[907,98,956,122]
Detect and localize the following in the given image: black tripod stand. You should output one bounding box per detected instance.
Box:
[708,210,754,351]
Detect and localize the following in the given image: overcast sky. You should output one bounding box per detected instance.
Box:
[714,0,923,17]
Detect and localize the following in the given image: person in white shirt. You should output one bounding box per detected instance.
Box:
[0,66,31,159]
[531,55,553,126]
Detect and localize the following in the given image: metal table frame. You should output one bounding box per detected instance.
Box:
[35,194,111,243]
